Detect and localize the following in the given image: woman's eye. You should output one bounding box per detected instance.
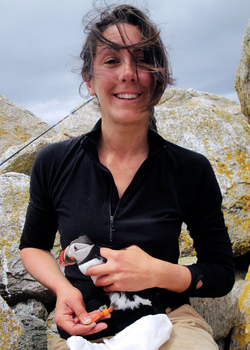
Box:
[105,59,119,65]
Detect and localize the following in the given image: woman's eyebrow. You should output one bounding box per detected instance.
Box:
[97,46,120,55]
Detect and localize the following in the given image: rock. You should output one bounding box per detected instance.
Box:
[0,172,58,305]
[235,19,250,121]
[230,266,250,350]
[12,299,48,350]
[58,98,101,138]
[158,87,243,117]
[0,133,69,176]
[0,95,57,158]
[47,309,60,348]
[0,295,23,349]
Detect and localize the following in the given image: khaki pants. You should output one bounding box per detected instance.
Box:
[49,304,218,350]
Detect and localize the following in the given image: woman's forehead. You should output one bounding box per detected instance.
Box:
[102,23,142,46]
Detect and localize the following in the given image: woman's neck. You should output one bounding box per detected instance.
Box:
[98,119,149,159]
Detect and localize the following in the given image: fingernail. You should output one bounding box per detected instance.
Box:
[83,316,92,325]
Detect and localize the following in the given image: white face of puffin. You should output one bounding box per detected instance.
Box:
[68,242,95,263]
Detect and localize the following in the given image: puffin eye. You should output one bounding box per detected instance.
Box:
[74,245,79,251]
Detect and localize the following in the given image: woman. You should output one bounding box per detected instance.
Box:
[20,4,235,350]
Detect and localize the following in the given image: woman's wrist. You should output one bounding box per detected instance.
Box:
[152,259,192,293]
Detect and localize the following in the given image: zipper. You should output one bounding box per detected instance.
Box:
[109,180,116,242]
[107,144,167,242]
[110,215,115,242]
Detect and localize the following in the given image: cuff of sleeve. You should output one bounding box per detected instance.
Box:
[184,265,204,296]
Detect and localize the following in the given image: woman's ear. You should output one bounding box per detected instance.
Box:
[86,80,96,96]
[83,74,96,96]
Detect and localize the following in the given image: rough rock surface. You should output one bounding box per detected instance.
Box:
[229,266,250,350]
[0,295,23,349]
[58,98,101,138]
[12,299,48,350]
[0,94,57,158]
[0,133,68,176]
[47,310,60,348]
[235,19,250,121]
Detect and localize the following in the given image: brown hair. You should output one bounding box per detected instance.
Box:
[80,3,174,130]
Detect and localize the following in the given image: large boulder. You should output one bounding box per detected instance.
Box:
[235,19,250,121]
[0,95,57,159]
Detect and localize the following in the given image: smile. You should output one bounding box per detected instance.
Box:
[115,93,140,100]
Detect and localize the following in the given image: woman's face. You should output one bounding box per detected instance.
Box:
[86,23,154,127]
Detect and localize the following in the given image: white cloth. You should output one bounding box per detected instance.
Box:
[67,314,173,350]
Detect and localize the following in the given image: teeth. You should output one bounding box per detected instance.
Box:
[116,93,139,99]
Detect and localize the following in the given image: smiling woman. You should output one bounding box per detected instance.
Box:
[80,4,173,131]
[19,3,234,350]
[85,24,154,128]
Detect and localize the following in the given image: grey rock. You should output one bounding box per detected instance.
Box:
[0,95,57,158]
[0,133,68,176]
[47,309,60,348]
[235,19,250,121]
[12,299,48,350]
[58,98,101,138]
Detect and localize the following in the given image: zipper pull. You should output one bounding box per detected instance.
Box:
[110,216,115,241]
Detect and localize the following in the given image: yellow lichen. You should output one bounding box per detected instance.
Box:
[0,299,23,349]
[231,282,250,348]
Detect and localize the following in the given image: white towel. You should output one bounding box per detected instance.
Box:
[67,313,172,350]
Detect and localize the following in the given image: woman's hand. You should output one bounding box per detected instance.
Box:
[86,245,157,292]
[55,284,110,336]
[86,245,192,294]
[20,248,110,336]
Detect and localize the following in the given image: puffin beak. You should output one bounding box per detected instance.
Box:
[59,247,77,266]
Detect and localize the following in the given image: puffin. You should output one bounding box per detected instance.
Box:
[59,235,153,311]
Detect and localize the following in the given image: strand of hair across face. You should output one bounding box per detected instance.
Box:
[0,97,94,167]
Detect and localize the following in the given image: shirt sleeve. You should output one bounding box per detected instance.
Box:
[19,145,58,251]
[182,154,235,297]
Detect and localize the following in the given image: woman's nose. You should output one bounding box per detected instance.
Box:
[119,59,137,82]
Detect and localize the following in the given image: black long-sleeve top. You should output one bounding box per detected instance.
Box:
[20,119,235,339]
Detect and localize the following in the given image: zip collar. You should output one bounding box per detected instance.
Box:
[80,119,169,161]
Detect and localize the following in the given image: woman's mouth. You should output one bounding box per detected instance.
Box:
[115,93,140,100]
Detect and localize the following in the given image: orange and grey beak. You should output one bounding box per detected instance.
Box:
[59,247,77,266]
